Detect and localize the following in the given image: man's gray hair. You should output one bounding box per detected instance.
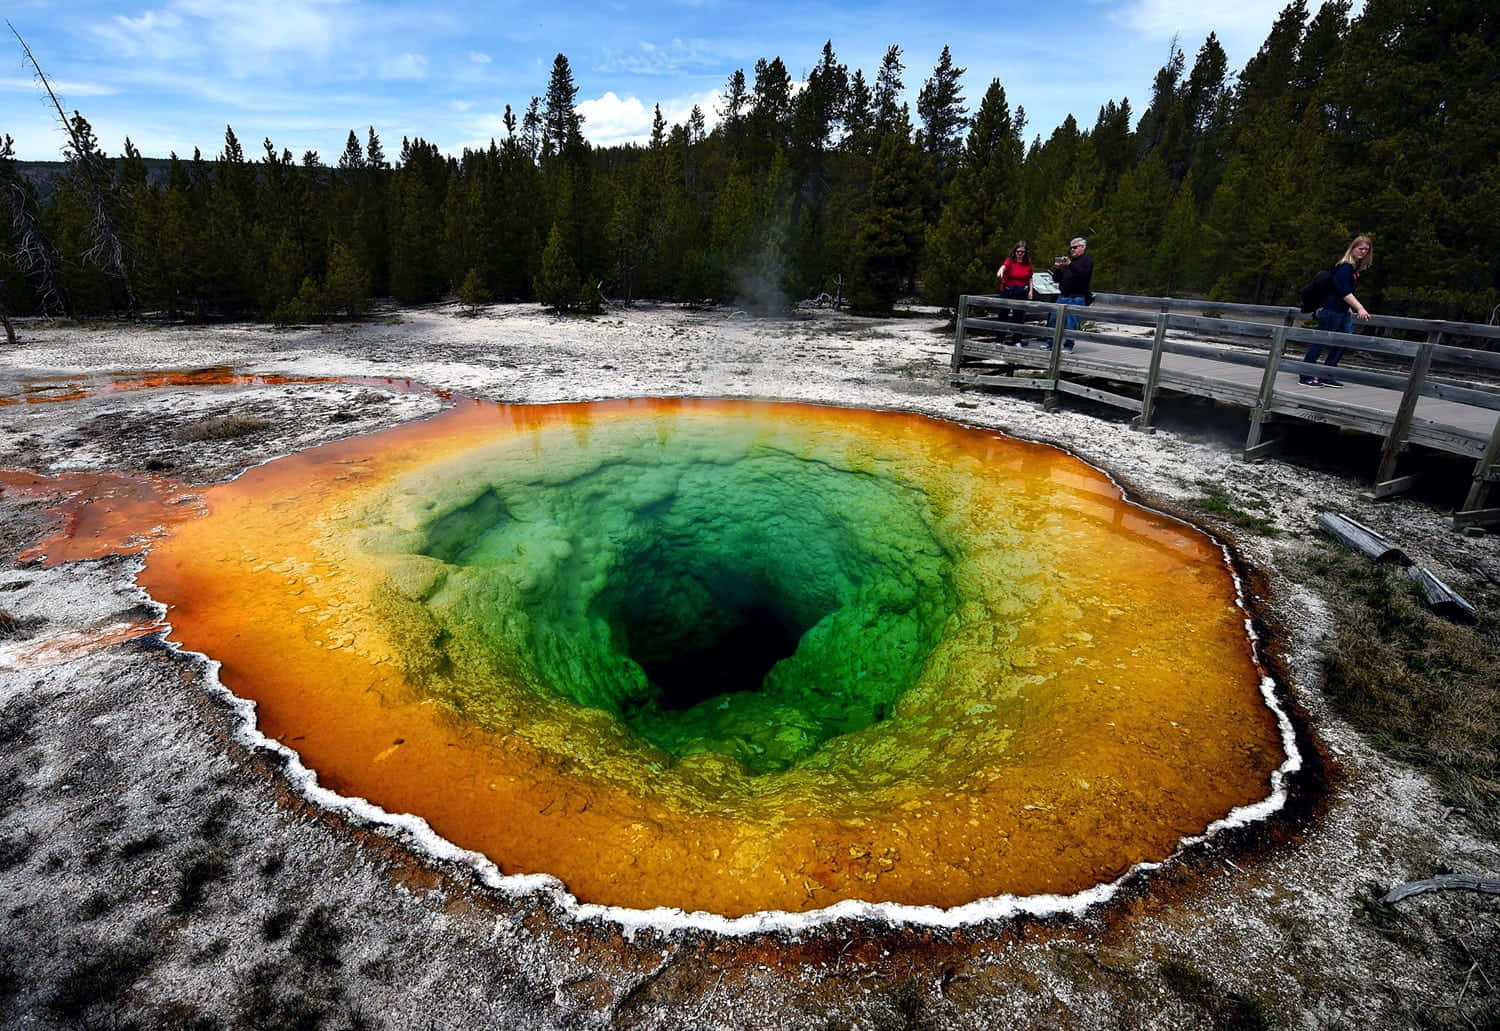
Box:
[1070,237,1087,248]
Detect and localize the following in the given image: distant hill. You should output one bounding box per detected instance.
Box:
[14,158,178,201]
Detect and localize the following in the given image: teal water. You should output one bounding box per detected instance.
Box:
[364,415,959,774]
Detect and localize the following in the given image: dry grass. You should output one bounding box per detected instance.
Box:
[172,414,273,442]
[1308,549,1500,837]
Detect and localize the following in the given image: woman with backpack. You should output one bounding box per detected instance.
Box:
[1301,235,1374,386]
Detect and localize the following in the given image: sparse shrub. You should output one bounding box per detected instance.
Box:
[172,414,272,442]
[1194,485,1279,535]
[47,943,156,1020]
[290,904,347,969]
[171,855,230,914]
[118,830,165,859]
[191,937,231,965]
[0,769,25,820]
[0,609,43,640]
[0,833,34,872]
[1311,552,1500,834]
[270,275,329,326]
[238,961,336,1030]
[197,796,235,841]
[75,890,117,921]
[0,943,20,1003]
[1159,958,1272,1030]
[261,906,298,942]
[0,695,40,743]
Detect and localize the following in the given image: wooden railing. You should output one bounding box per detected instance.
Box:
[950,293,1500,529]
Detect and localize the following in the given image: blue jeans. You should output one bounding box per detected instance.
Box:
[1048,295,1088,341]
[1304,308,1351,368]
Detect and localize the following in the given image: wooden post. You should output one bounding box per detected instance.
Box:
[1132,309,1169,432]
[950,294,968,376]
[1372,333,1437,497]
[1042,300,1068,410]
[1244,326,1289,460]
[1455,410,1500,530]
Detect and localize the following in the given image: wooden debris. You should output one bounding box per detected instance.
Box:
[1405,565,1479,624]
[1316,512,1410,565]
[1381,873,1500,904]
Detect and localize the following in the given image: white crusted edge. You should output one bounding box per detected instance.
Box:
[115,412,1304,939]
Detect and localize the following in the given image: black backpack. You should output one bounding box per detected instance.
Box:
[1299,269,1334,313]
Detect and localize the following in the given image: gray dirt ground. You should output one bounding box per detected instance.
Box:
[1,301,1497,1029]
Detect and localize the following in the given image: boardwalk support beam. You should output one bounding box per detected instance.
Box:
[1455,409,1500,530]
[1244,326,1289,461]
[1371,333,1438,498]
[1132,309,1168,433]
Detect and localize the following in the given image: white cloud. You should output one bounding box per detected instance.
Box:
[92,9,195,62]
[577,91,652,145]
[0,77,119,97]
[596,37,719,76]
[468,51,492,64]
[577,88,723,147]
[88,0,342,78]
[380,53,429,81]
[660,89,724,131]
[1111,0,1300,64]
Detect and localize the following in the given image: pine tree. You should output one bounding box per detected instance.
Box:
[535,221,581,312]
[718,68,751,159]
[843,70,875,153]
[916,45,968,195]
[456,267,492,314]
[872,45,907,141]
[847,132,924,312]
[543,54,586,163]
[747,57,793,170]
[920,78,1022,306]
[338,131,366,171]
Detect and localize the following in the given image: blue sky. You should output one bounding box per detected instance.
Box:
[5,0,1308,163]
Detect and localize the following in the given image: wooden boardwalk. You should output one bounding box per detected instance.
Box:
[950,293,1500,529]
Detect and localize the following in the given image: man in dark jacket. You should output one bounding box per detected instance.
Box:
[1049,237,1094,351]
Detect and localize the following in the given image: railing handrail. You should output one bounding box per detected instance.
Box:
[953,292,1500,524]
[962,294,1500,375]
[1089,291,1500,342]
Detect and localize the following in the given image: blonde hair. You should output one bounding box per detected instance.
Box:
[1340,234,1374,272]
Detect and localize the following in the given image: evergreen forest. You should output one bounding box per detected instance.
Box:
[2,0,1497,329]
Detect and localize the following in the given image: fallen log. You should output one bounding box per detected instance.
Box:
[1316,512,1410,565]
[1405,565,1479,624]
[1381,873,1500,904]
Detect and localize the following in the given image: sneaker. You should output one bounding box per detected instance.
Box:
[1299,376,1322,386]
[1321,377,1343,387]
[1062,343,1075,353]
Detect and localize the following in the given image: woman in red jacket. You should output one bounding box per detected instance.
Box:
[996,241,1034,342]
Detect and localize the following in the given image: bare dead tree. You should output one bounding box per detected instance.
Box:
[1,131,69,338]
[0,288,13,345]
[9,21,138,311]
